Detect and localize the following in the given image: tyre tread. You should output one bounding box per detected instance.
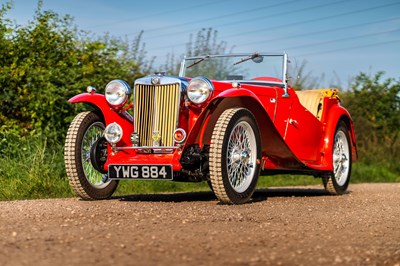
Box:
[64,111,93,200]
[210,108,239,203]
[64,111,117,200]
[209,108,260,204]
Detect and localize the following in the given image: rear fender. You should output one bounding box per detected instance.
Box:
[321,105,358,170]
[69,93,133,146]
[185,89,304,168]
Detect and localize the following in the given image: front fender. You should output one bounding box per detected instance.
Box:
[69,93,133,146]
[185,88,263,148]
[69,93,111,120]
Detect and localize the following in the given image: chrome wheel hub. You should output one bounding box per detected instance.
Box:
[227,121,257,193]
[333,130,350,186]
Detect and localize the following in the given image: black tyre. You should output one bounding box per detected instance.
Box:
[64,111,118,200]
[209,108,261,204]
[323,120,352,195]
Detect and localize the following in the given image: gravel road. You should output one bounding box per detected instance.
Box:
[1,183,399,266]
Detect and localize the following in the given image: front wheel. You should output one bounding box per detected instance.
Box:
[323,120,352,195]
[64,111,118,200]
[209,108,261,204]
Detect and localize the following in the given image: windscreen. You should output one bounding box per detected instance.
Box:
[181,54,285,82]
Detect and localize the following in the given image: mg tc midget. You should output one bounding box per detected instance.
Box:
[64,53,357,204]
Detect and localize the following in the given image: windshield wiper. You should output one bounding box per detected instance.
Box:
[186,55,210,69]
[233,53,263,65]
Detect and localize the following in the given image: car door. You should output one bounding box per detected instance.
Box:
[274,89,323,163]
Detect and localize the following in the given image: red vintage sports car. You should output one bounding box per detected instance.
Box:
[65,53,357,204]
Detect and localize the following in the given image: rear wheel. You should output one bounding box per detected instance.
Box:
[323,121,352,195]
[209,108,261,204]
[64,111,118,200]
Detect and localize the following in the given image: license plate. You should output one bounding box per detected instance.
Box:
[108,165,173,180]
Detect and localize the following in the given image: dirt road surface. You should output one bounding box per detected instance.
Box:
[1,183,399,266]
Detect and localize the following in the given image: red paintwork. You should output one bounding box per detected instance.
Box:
[69,77,357,176]
[272,88,322,162]
[181,81,357,173]
[69,93,133,147]
[319,103,358,169]
[105,150,183,171]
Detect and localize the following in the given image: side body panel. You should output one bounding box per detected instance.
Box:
[273,88,324,163]
[191,83,355,173]
[185,82,307,170]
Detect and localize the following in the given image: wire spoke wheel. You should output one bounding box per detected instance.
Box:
[323,120,352,195]
[65,111,118,200]
[333,130,350,186]
[81,122,109,188]
[210,108,261,204]
[227,121,257,193]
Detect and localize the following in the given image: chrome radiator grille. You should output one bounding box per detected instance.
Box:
[134,83,181,147]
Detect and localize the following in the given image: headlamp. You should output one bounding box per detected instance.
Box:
[105,80,131,107]
[104,122,123,144]
[187,76,213,104]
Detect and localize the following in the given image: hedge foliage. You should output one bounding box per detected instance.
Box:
[341,72,400,172]
[0,2,152,146]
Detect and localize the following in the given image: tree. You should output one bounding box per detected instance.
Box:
[185,28,231,57]
[163,28,235,77]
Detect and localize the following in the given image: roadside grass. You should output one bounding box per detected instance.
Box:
[351,162,400,183]
[0,138,73,200]
[0,139,399,201]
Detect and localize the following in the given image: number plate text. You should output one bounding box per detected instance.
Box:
[108,165,173,180]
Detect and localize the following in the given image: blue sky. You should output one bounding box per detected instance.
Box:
[3,0,400,87]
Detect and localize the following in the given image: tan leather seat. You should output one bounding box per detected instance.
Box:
[296,89,339,120]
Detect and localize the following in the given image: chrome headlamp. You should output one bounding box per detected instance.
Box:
[104,122,123,144]
[187,76,213,104]
[105,80,131,107]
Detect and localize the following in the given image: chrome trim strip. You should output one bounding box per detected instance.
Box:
[179,56,186,77]
[183,53,286,61]
[115,146,179,150]
[238,81,285,87]
[135,76,183,86]
[282,53,289,97]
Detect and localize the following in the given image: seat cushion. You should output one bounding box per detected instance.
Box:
[296,89,339,120]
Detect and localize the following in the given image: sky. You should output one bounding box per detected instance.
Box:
[3,0,400,88]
